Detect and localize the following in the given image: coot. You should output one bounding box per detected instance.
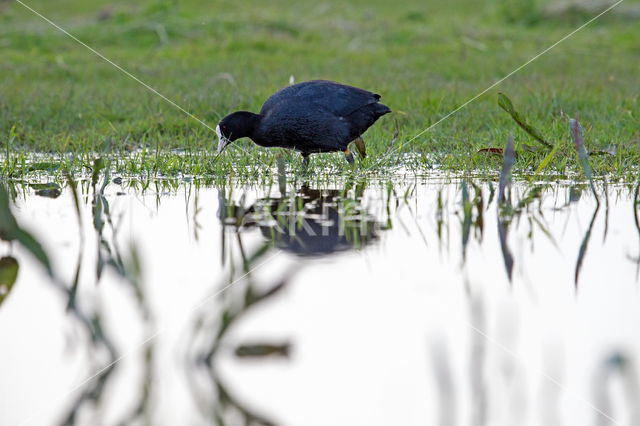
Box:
[216,80,391,165]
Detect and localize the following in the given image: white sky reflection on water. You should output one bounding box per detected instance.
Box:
[0,178,639,426]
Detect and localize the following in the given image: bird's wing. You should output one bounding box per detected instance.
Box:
[257,99,350,152]
[260,80,381,117]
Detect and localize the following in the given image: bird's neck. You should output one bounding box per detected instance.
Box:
[248,115,277,147]
[241,112,262,141]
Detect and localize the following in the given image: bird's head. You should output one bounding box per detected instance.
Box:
[216,111,259,153]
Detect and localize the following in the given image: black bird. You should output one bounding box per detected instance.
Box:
[216,80,391,165]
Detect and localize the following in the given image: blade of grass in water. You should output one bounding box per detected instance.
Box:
[570,118,599,204]
[498,135,516,204]
[498,93,552,149]
[0,185,53,276]
[570,118,600,287]
[575,205,600,288]
[471,183,484,242]
[461,182,472,262]
[497,135,515,281]
[634,183,640,281]
[65,172,84,310]
[602,179,609,243]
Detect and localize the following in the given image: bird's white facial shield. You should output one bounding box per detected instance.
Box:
[216,125,230,154]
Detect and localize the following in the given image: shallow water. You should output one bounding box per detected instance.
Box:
[1,175,640,426]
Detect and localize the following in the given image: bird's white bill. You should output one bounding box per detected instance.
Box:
[216,124,230,154]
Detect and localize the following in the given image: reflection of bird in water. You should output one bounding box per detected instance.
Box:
[218,185,380,257]
[257,186,379,256]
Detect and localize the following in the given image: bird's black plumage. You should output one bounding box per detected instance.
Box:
[217,80,391,163]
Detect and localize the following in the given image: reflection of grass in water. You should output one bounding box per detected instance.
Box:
[571,118,600,288]
[1,162,156,424]
[185,237,293,425]
[4,172,640,422]
[592,352,640,425]
[0,185,52,275]
[483,111,611,285]
[632,183,640,280]
[460,181,487,263]
[58,159,153,425]
[497,135,516,281]
[0,179,117,425]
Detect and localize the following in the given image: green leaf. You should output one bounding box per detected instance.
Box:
[498,93,552,149]
[535,142,560,174]
[0,257,19,306]
[91,158,106,187]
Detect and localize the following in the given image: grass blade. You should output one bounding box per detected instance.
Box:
[535,142,560,174]
[497,135,515,281]
[570,117,600,288]
[575,204,600,288]
[461,182,472,261]
[634,183,640,281]
[570,118,599,204]
[498,135,516,204]
[498,93,552,149]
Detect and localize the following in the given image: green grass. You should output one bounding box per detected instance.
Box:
[0,0,639,179]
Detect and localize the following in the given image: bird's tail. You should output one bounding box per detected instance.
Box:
[375,103,392,118]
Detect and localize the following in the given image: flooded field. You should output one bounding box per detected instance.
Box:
[1,173,640,426]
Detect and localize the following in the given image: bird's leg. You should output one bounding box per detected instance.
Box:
[343,149,355,164]
[301,153,310,170]
[353,136,367,158]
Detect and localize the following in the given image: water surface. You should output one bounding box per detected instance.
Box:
[1,175,639,426]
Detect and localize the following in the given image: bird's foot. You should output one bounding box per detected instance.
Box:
[353,137,367,159]
[344,149,355,164]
